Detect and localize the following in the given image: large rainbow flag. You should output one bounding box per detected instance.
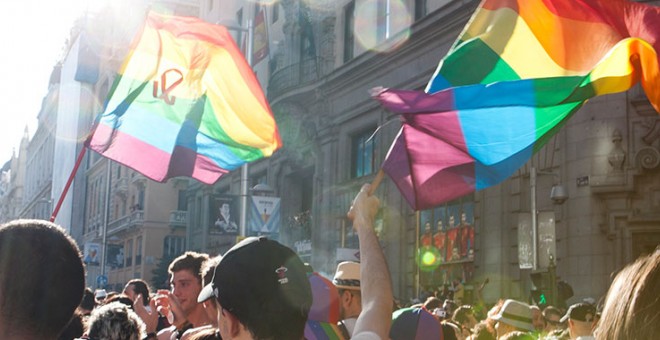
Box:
[89,12,281,184]
[376,0,660,210]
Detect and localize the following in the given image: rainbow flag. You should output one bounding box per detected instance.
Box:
[304,273,343,340]
[89,12,281,184]
[376,0,660,210]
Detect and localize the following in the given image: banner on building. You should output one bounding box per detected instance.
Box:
[83,242,100,265]
[337,248,361,263]
[210,196,240,235]
[252,5,269,64]
[248,195,280,234]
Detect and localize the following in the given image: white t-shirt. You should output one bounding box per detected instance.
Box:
[342,317,357,336]
[351,331,382,340]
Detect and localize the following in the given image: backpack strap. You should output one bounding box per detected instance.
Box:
[337,320,351,340]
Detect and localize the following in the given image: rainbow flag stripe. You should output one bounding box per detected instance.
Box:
[378,0,659,210]
[304,273,343,340]
[89,12,281,184]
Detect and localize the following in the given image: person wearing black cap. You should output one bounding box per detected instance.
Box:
[198,183,393,340]
[197,236,312,339]
[562,302,595,339]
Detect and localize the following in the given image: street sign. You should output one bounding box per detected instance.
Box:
[96,275,108,287]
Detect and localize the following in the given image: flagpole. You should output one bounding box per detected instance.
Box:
[239,18,254,238]
[368,169,385,196]
[50,142,88,222]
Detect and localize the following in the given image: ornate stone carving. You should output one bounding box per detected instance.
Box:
[608,129,626,173]
[635,147,660,170]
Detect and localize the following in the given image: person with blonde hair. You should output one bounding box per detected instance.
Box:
[595,249,660,339]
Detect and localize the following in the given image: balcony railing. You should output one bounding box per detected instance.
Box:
[268,57,326,101]
[107,210,144,235]
[169,210,187,227]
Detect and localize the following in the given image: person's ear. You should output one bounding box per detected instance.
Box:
[341,290,351,304]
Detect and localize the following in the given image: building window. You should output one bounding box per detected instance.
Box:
[377,0,389,42]
[252,173,267,187]
[135,236,142,266]
[352,128,377,178]
[343,1,355,62]
[272,2,279,23]
[126,238,133,267]
[138,188,145,210]
[415,0,427,21]
[177,190,187,211]
[418,195,475,287]
[163,236,186,258]
[236,8,243,26]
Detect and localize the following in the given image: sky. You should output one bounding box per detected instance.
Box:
[0,1,86,165]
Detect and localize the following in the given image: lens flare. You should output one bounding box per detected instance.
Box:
[354,0,412,54]
[417,246,441,272]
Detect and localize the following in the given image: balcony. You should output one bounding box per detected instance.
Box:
[169,210,187,228]
[107,210,144,235]
[131,172,147,186]
[267,57,326,102]
[113,177,128,197]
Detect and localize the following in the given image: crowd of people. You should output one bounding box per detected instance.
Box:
[0,183,658,339]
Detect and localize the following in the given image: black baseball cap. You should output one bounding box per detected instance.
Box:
[198,237,312,329]
[560,302,596,323]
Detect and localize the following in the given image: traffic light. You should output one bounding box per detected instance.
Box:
[530,270,553,308]
[530,271,574,308]
[417,246,442,271]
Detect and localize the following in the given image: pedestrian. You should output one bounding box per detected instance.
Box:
[196,182,394,339]
[333,261,362,337]
[594,249,660,339]
[490,299,535,338]
[0,219,85,340]
[135,251,211,339]
[543,306,564,333]
[86,301,146,340]
[561,302,596,339]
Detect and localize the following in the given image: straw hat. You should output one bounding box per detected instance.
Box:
[332,261,361,290]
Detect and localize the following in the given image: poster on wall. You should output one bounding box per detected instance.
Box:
[538,211,556,269]
[248,195,281,234]
[210,196,239,235]
[84,243,100,265]
[518,212,533,269]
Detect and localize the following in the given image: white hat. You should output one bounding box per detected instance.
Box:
[491,299,534,332]
[95,289,107,299]
[332,261,361,290]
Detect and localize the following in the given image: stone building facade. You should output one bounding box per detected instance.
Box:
[185,0,660,305]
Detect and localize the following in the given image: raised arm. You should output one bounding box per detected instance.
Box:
[348,183,394,339]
